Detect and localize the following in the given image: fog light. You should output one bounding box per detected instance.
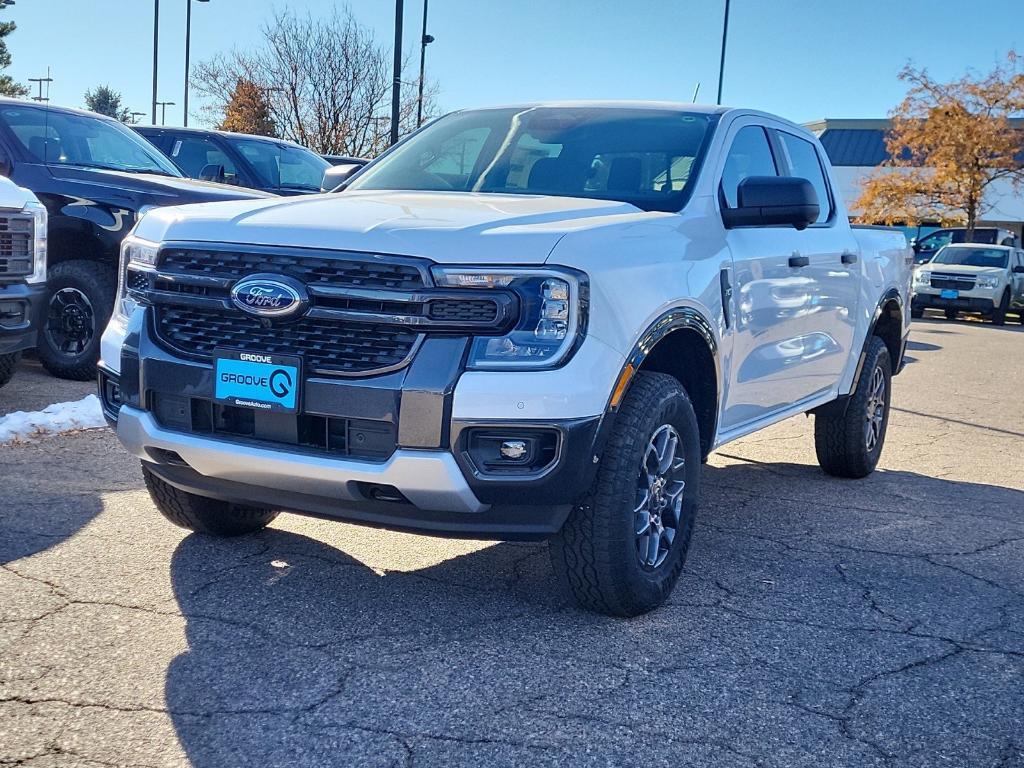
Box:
[500,440,528,460]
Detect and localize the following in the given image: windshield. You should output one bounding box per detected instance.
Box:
[918,229,998,250]
[228,137,330,191]
[932,246,1009,268]
[0,106,181,175]
[347,107,716,212]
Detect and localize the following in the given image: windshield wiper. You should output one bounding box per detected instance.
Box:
[58,162,176,177]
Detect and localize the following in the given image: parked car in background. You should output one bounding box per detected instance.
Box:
[0,177,46,390]
[912,244,1024,324]
[136,126,334,195]
[321,155,369,190]
[101,103,911,616]
[911,227,1017,264]
[0,99,272,380]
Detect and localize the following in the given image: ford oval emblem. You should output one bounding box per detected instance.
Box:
[230,274,309,319]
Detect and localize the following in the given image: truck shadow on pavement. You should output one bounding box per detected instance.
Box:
[164,462,1024,767]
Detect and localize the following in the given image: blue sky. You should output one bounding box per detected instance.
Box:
[6,0,1023,128]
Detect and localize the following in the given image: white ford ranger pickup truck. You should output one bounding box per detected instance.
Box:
[99,103,911,616]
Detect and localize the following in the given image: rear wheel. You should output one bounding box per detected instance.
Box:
[944,308,958,321]
[814,336,892,479]
[37,261,115,381]
[142,464,279,536]
[992,290,1010,326]
[0,352,18,389]
[550,372,701,617]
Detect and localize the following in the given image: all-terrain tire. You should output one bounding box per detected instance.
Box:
[37,261,116,381]
[0,352,18,389]
[142,463,279,536]
[944,308,958,321]
[550,372,701,617]
[814,335,892,479]
[992,290,1010,326]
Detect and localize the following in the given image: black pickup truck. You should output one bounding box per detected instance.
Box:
[0,99,272,380]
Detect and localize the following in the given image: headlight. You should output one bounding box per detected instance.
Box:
[913,270,931,286]
[24,201,47,285]
[976,275,999,289]
[431,266,588,369]
[114,235,160,320]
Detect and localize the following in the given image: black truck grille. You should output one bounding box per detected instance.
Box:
[160,247,426,289]
[0,214,33,277]
[155,305,420,375]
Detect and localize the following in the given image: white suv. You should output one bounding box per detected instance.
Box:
[912,244,1024,324]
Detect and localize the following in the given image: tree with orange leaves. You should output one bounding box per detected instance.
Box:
[854,53,1024,240]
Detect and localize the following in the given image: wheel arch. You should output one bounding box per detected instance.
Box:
[608,307,720,459]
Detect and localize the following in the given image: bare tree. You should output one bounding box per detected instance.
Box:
[192,7,438,157]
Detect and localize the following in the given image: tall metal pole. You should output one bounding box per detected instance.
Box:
[183,0,192,127]
[390,0,404,146]
[152,0,160,124]
[416,0,429,128]
[716,0,730,106]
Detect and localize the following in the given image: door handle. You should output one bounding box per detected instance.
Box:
[841,252,858,265]
[788,254,810,268]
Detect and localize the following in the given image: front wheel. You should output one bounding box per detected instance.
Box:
[992,291,1010,326]
[37,261,116,381]
[814,336,892,479]
[142,464,279,536]
[550,372,701,617]
[944,308,958,321]
[910,306,924,320]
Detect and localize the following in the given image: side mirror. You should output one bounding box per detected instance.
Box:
[321,163,360,192]
[1012,265,1024,274]
[199,163,226,183]
[722,176,819,230]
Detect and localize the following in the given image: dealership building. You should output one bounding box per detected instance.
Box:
[805,118,1024,239]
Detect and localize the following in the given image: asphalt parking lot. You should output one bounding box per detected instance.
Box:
[1,314,1022,768]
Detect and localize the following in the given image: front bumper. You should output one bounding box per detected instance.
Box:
[99,307,611,539]
[912,290,997,314]
[0,282,46,356]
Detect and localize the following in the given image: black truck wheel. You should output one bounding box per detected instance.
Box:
[992,290,1010,326]
[550,372,701,617]
[944,308,958,320]
[910,306,924,319]
[0,352,18,389]
[814,335,892,479]
[37,261,116,381]
[142,464,279,536]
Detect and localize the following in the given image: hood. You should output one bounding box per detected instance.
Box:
[43,165,274,205]
[0,175,35,210]
[134,190,646,264]
[926,263,1006,277]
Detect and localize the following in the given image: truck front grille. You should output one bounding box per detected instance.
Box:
[930,273,976,291]
[160,247,426,290]
[155,305,421,376]
[0,214,33,278]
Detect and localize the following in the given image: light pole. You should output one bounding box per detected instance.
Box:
[716,0,730,105]
[156,100,175,125]
[28,68,53,103]
[416,0,433,128]
[152,0,160,124]
[390,0,403,147]
[129,111,146,125]
[183,0,210,127]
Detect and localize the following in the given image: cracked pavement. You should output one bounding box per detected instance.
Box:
[1,316,1022,767]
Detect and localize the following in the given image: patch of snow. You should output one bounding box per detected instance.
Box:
[0,394,107,444]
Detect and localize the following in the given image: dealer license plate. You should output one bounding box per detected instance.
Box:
[940,289,959,299]
[213,349,301,414]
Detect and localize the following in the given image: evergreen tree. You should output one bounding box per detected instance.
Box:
[84,85,131,121]
[218,79,276,136]
[0,9,28,98]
